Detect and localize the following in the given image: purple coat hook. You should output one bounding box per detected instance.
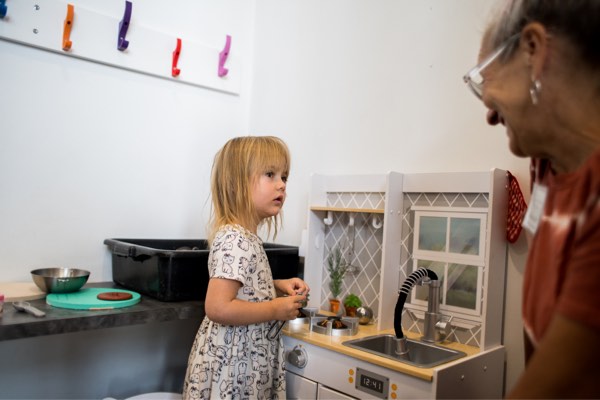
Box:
[218,35,231,77]
[117,1,132,51]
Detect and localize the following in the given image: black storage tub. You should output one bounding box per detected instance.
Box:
[104,238,300,301]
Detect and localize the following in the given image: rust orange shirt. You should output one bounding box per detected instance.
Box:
[523,149,600,347]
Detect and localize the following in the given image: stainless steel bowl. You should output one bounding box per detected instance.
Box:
[356,306,374,325]
[31,268,90,293]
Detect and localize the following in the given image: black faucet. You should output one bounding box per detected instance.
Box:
[393,268,452,354]
[394,268,438,338]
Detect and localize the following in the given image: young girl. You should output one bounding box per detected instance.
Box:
[183,136,309,400]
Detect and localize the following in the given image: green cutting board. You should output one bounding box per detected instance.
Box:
[47,288,141,310]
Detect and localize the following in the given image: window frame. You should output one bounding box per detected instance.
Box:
[410,207,488,318]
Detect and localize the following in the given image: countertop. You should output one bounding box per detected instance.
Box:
[0,282,204,341]
[1,285,479,382]
[283,318,481,382]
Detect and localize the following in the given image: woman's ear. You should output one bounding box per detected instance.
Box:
[520,22,549,79]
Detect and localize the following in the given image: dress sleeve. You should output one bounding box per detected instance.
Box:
[208,227,255,285]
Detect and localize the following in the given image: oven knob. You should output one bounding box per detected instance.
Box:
[287,345,308,368]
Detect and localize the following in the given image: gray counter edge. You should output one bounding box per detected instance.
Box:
[0,281,205,341]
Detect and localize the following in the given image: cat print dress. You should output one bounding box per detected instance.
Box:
[183,225,286,400]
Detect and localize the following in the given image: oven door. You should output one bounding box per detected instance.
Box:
[286,370,357,400]
[318,384,357,399]
[286,370,317,399]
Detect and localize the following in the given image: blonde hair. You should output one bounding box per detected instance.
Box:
[208,136,290,245]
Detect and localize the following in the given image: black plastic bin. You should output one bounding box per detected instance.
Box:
[104,238,300,301]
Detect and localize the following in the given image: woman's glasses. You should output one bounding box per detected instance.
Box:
[463,33,520,99]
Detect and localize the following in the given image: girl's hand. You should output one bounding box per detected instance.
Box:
[274,278,310,297]
[271,293,306,321]
[205,277,306,325]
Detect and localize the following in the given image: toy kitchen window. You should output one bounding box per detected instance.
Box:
[410,207,488,318]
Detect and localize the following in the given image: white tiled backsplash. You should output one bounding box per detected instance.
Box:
[320,192,385,322]
[319,191,489,346]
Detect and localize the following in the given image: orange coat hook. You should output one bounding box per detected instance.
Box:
[62,4,74,51]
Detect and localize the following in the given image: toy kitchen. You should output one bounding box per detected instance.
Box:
[283,170,508,399]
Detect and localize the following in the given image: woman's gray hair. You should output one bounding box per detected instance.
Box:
[486,0,600,66]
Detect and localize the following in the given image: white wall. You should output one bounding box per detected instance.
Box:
[0,0,255,281]
[0,0,528,394]
[248,0,528,393]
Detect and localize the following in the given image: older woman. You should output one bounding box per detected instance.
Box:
[463,0,600,398]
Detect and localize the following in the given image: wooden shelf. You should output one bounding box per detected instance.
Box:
[310,206,385,214]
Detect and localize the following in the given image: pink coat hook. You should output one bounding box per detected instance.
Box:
[172,38,182,77]
[218,35,231,77]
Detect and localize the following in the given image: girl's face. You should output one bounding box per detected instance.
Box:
[252,166,287,221]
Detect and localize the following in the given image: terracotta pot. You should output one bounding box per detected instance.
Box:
[345,306,357,317]
[329,298,340,313]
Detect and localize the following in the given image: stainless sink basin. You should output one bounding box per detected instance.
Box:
[343,334,466,368]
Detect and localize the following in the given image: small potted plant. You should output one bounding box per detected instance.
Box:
[327,246,348,313]
[343,293,362,317]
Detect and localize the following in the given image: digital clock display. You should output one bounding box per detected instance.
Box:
[356,367,389,399]
[360,374,384,393]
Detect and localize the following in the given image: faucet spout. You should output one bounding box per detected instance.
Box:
[395,268,453,343]
[422,279,442,343]
[394,268,438,339]
[418,278,453,343]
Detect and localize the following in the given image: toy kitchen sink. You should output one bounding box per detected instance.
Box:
[343,334,466,368]
[283,326,504,399]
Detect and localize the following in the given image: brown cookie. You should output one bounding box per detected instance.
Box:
[97,291,133,301]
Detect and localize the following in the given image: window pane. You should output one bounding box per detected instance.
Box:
[449,217,480,255]
[418,216,447,252]
[446,263,478,310]
[414,260,445,302]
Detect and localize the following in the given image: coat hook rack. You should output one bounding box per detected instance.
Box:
[218,34,231,77]
[172,38,182,77]
[323,211,333,226]
[0,0,8,19]
[62,3,74,51]
[117,0,132,51]
[372,215,383,229]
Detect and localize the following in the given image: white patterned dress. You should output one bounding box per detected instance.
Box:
[183,225,285,400]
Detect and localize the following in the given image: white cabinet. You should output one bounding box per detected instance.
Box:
[318,384,357,399]
[284,335,505,399]
[286,371,317,399]
[286,371,357,400]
